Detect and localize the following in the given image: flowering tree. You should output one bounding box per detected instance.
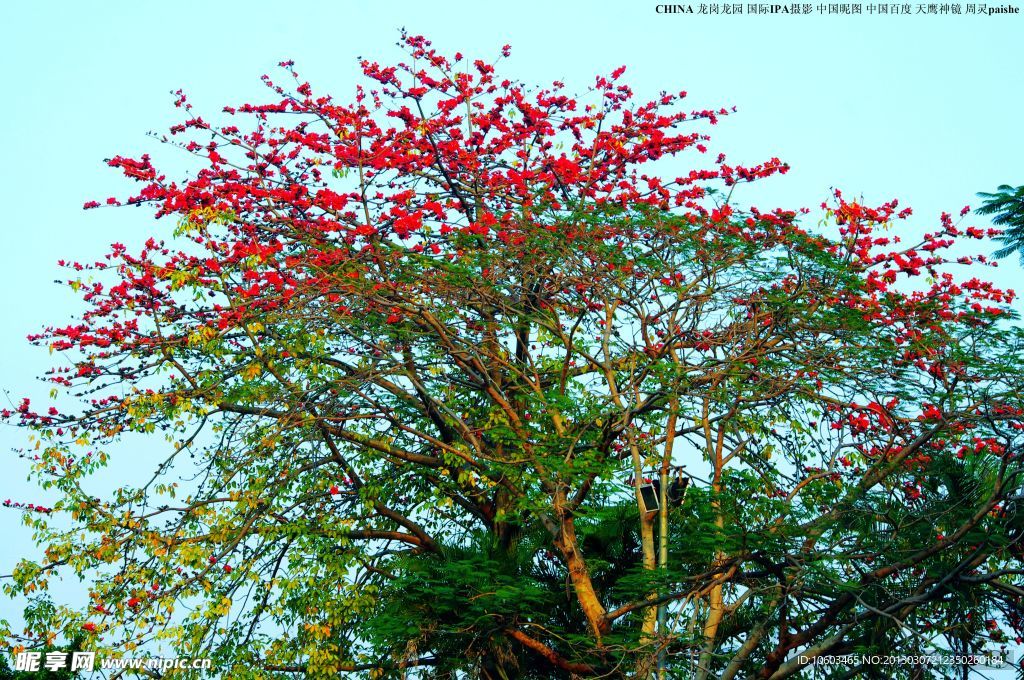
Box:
[4,34,1024,679]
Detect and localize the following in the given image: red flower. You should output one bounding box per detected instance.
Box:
[127,597,141,608]
[82,622,97,633]
[223,564,233,574]
[329,485,340,495]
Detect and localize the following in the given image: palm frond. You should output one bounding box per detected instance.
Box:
[975,184,1024,263]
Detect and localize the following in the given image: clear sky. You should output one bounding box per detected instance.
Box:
[1,0,1021,664]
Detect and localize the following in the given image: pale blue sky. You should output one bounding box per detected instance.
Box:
[1,0,1021,665]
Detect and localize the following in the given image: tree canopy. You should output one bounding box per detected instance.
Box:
[4,34,1024,679]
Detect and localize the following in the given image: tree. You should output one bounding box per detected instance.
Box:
[976,184,1024,264]
[4,33,1024,679]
